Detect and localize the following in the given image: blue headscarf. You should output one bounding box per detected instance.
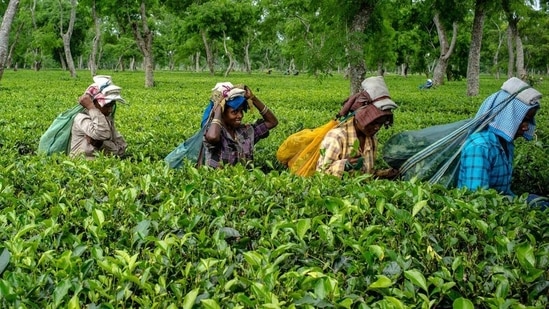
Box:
[200,96,248,128]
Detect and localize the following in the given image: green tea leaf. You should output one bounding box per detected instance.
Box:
[368,275,393,289]
[404,269,428,292]
[515,243,536,269]
[296,218,311,240]
[92,209,105,227]
[452,297,474,309]
[0,249,11,275]
[53,279,72,307]
[412,200,427,217]
[182,288,199,309]
[200,299,220,309]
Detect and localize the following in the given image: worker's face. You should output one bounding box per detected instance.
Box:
[95,101,115,116]
[514,108,537,139]
[356,115,392,137]
[222,106,245,129]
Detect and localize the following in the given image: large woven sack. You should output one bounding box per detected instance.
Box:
[277,120,338,177]
[38,104,85,155]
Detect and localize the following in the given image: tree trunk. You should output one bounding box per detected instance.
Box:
[195,51,200,72]
[222,33,234,77]
[0,0,20,81]
[59,51,67,69]
[168,51,175,70]
[60,0,77,78]
[131,0,155,87]
[506,26,515,78]
[515,35,526,79]
[201,29,214,75]
[90,0,100,76]
[347,2,375,95]
[6,21,23,69]
[491,19,504,79]
[377,61,384,76]
[432,12,457,86]
[244,39,251,74]
[264,49,270,70]
[466,0,487,96]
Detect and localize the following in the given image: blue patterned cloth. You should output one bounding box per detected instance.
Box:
[458,85,540,196]
[475,90,538,142]
[457,131,514,195]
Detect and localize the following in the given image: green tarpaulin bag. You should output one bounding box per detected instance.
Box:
[164,125,206,169]
[38,104,85,155]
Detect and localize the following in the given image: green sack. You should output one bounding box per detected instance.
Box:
[164,125,206,169]
[38,104,85,155]
[382,119,469,170]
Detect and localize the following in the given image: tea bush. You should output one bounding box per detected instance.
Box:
[0,70,547,307]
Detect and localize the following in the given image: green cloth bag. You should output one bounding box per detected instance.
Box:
[38,104,85,155]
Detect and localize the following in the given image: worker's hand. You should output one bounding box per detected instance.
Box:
[79,94,95,110]
[374,168,400,180]
[345,156,364,171]
[86,135,103,148]
[244,85,255,100]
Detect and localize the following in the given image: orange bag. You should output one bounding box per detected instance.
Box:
[276,120,338,177]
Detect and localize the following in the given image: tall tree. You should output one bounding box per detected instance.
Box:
[343,1,378,94]
[0,0,20,81]
[432,12,458,86]
[466,0,489,96]
[502,0,536,79]
[59,0,77,78]
[90,0,100,76]
[106,0,157,87]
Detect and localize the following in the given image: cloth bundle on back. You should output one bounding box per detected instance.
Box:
[38,75,125,156]
[384,77,542,190]
[277,76,398,177]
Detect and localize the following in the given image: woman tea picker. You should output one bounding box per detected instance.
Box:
[70,76,127,159]
[202,82,278,168]
[316,76,399,179]
[457,77,548,210]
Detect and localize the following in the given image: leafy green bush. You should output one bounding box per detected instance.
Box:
[0,70,547,307]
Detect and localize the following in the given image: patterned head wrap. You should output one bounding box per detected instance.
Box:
[201,82,250,127]
[338,76,398,118]
[84,75,126,107]
[476,77,541,142]
[354,104,393,129]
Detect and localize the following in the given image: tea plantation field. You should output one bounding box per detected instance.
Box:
[0,70,548,308]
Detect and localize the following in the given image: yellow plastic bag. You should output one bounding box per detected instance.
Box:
[276,120,338,177]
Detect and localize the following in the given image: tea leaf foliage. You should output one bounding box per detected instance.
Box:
[0,70,547,307]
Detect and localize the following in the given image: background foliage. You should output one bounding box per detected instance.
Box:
[0,70,548,307]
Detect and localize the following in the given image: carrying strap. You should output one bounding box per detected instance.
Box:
[196,105,217,168]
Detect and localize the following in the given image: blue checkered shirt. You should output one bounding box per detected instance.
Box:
[457,130,514,196]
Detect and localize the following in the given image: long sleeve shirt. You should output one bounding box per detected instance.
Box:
[457,130,514,196]
[70,109,127,159]
[316,119,377,178]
